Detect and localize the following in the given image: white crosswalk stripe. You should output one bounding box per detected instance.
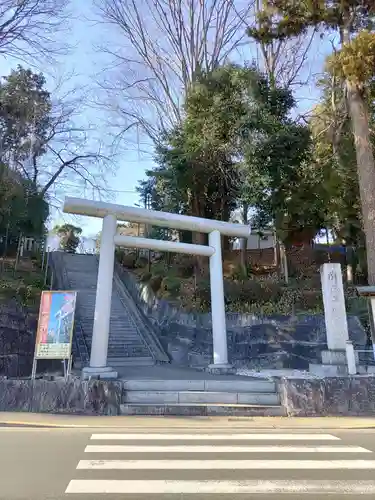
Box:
[90,433,341,441]
[65,431,375,495]
[84,444,370,453]
[77,459,375,470]
[66,479,375,494]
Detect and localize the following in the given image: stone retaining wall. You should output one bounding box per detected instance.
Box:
[0,301,62,378]
[118,265,368,370]
[2,376,375,416]
[0,301,38,378]
[279,376,375,416]
[0,378,122,415]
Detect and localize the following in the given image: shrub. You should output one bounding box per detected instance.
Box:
[259,281,283,302]
[224,279,245,303]
[30,251,43,268]
[22,273,44,288]
[175,259,195,278]
[121,253,137,269]
[135,256,148,268]
[151,261,167,275]
[229,264,249,281]
[140,271,152,283]
[16,284,39,306]
[161,276,181,296]
[194,277,211,307]
[225,280,263,304]
[298,289,323,311]
[115,248,126,263]
[149,275,163,293]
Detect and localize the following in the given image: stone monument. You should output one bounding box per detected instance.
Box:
[310,263,358,376]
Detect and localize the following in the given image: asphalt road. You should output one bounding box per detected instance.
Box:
[3,425,375,499]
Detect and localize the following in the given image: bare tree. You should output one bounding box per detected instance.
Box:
[251,0,318,89]
[0,65,112,205]
[15,86,113,202]
[0,0,72,63]
[94,0,252,144]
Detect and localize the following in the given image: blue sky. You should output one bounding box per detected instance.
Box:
[1,1,332,239]
[46,1,151,237]
[1,1,150,238]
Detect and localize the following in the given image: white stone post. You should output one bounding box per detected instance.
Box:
[208,230,230,369]
[370,298,375,362]
[82,213,118,379]
[321,263,349,351]
[313,262,356,375]
[345,340,356,375]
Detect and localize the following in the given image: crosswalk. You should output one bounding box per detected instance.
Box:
[65,430,375,496]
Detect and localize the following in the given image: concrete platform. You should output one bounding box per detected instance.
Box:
[309,364,349,377]
[115,364,267,381]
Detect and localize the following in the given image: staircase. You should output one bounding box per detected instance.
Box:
[121,377,285,416]
[49,252,285,416]
[50,253,169,368]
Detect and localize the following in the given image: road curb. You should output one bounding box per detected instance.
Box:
[1,418,375,430]
[0,421,91,428]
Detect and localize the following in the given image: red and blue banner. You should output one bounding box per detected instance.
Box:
[35,291,77,359]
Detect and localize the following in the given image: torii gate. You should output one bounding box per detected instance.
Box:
[63,197,250,379]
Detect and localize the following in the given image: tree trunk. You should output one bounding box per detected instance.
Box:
[240,202,249,273]
[240,237,247,271]
[345,245,354,284]
[346,81,375,284]
[280,242,289,284]
[191,195,206,274]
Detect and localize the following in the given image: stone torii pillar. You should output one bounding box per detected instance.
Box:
[63,197,251,379]
[82,213,118,380]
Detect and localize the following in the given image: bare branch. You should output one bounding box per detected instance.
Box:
[252,0,319,89]
[0,0,72,65]
[93,0,253,144]
[11,79,115,201]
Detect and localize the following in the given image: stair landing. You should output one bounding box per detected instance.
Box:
[115,364,269,381]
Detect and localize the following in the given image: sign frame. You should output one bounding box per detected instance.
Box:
[31,290,77,379]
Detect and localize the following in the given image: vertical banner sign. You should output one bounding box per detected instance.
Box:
[34,291,77,360]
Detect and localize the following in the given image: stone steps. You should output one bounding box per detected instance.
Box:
[108,341,150,347]
[108,339,150,346]
[124,390,280,405]
[120,403,285,416]
[122,378,276,393]
[120,378,283,416]
[53,253,156,365]
[108,345,150,352]
[108,356,155,367]
[108,349,151,358]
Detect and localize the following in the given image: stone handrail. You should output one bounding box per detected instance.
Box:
[115,263,199,326]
